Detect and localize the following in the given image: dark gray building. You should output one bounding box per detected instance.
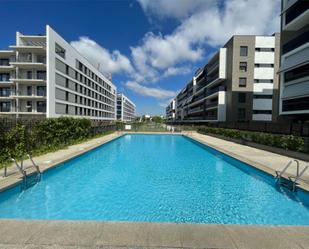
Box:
[279,0,309,120]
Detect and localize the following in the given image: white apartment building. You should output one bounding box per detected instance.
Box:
[116,93,136,122]
[0,25,117,120]
[279,0,309,119]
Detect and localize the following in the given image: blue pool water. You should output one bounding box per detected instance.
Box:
[0,134,309,225]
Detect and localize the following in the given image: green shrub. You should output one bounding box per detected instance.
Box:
[0,117,112,168]
[197,126,306,153]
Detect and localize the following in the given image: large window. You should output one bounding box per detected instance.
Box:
[37,71,46,80]
[37,101,46,112]
[240,46,248,56]
[284,63,309,83]
[239,77,247,87]
[55,43,66,59]
[0,87,10,97]
[0,58,9,66]
[0,73,10,82]
[282,96,309,112]
[27,86,32,96]
[37,86,46,96]
[0,102,10,112]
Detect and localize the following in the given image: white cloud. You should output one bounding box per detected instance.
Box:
[70,0,281,110]
[126,81,178,99]
[70,37,134,75]
[162,66,191,77]
[133,0,280,74]
[138,0,214,20]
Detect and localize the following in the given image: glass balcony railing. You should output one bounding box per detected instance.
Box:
[285,1,309,25]
[282,30,309,54]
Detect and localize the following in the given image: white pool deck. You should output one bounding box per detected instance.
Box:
[0,131,309,249]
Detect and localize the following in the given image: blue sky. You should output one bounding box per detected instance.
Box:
[0,0,280,115]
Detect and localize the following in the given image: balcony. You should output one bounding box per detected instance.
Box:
[284,1,309,31]
[188,106,204,114]
[283,30,309,55]
[10,57,46,69]
[206,101,218,110]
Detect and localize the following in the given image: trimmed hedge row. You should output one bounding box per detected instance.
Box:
[197,126,307,153]
[0,117,111,167]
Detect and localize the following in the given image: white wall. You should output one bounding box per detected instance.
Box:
[46,25,117,120]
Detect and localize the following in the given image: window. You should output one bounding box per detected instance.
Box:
[0,73,10,82]
[238,93,246,103]
[239,77,247,87]
[27,71,32,79]
[55,43,66,59]
[0,58,9,66]
[254,79,273,83]
[255,63,274,68]
[253,110,272,114]
[253,94,272,99]
[26,101,32,112]
[27,86,32,96]
[284,63,309,83]
[0,102,10,112]
[239,62,247,72]
[65,92,69,101]
[37,101,46,112]
[0,87,10,97]
[37,86,46,96]
[238,108,246,121]
[255,48,274,52]
[37,71,46,80]
[240,46,248,56]
[282,96,309,112]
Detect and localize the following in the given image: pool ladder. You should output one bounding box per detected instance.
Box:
[9,154,41,190]
[275,159,309,191]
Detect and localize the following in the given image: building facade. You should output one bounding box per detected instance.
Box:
[168,34,280,123]
[279,0,309,120]
[0,25,117,120]
[116,93,136,122]
[166,99,176,121]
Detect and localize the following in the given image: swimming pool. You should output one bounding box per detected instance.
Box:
[0,134,309,225]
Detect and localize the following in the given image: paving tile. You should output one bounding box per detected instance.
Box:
[224,225,302,249]
[26,221,101,247]
[180,223,237,249]
[95,222,149,247]
[280,226,309,249]
[0,220,47,244]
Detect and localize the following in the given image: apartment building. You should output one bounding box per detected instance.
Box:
[279,0,309,119]
[116,93,136,122]
[166,99,176,121]
[0,25,117,120]
[169,34,280,123]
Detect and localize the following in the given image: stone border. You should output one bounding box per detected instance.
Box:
[0,219,308,249]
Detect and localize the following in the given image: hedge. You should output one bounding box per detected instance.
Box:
[197,126,307,153]
[0,117,112,168]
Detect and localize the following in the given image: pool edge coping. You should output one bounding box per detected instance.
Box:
[184,132,309,193]
[0,219,308,249]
